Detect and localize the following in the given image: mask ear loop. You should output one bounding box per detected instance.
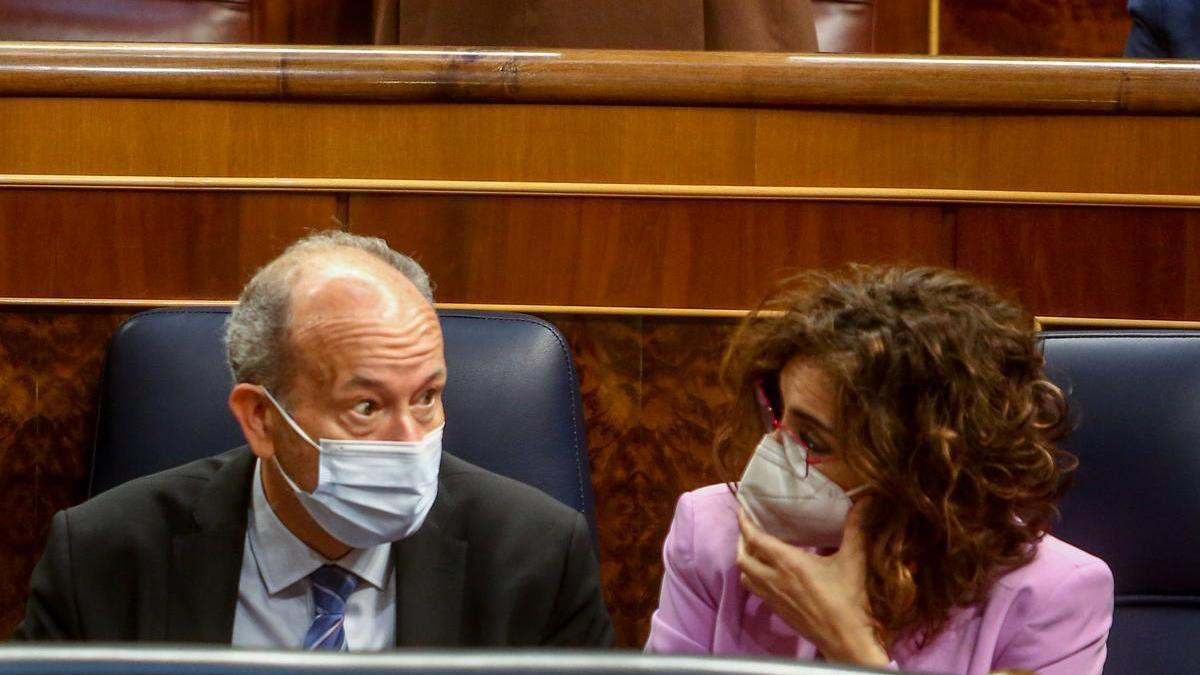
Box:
[734,473,770,531]
[260,387,322,451]
[259,387,324,495]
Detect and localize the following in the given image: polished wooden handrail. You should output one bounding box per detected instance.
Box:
[2,42,1200,113]
[5,297,1200,328]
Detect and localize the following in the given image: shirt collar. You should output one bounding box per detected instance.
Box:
[247,459,393,595]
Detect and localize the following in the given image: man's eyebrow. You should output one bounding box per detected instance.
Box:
[345,369,447,390]
[785,407,834,436]
[420,369,447,388]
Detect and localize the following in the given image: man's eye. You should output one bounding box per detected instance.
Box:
[352,400,378,416]
[415,389,437,407]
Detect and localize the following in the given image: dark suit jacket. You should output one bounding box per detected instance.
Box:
[1126,0,1200,58]
[14,447,614,647]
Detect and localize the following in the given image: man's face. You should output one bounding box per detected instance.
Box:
[267,255,446,493]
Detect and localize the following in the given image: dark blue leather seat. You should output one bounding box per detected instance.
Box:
[1042,331,1200,675]
[89,307,596,536]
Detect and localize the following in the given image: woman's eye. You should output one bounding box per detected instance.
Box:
[352,400,377,416]
[800,432,829,456]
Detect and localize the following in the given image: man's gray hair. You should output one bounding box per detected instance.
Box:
[224,230,434,397]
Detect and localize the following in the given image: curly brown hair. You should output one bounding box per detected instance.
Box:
[716,265,1073,646]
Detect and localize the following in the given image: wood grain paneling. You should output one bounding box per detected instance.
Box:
[956,206,1200,320]
[349,196,953,308]
[0,191,338,299]
[0,309,129,635]
[940,0,1131,57]
[557,314,738,645]
[5,189,1200,321]
[4,99,1198,199]
[553,315,647,646]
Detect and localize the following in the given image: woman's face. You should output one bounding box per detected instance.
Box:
[777,357,865,493]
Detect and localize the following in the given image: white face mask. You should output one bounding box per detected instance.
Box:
[261,388,442,549]
[737,433,865,549]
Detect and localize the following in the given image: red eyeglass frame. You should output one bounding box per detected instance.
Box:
[753,378,836,475]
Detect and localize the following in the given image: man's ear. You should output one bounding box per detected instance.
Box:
[229,383,276,460]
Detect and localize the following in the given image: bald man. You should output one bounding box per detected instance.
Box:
[15,231,613,648]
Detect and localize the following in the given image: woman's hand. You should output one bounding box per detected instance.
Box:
[736,501,889,667]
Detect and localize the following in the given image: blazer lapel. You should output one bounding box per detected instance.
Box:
[166,448,256,643]
[392,487,467,646]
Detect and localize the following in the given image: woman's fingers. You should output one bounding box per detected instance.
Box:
[736,509,769,559]
[736,534,777,580]
[737,508,797,565]
[735,504,885,665]
[737,510,820,588]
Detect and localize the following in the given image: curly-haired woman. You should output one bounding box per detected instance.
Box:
[645,266,1113,674]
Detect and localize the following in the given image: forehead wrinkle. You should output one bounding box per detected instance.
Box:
[294,314,443,365]
[289,309,444,396]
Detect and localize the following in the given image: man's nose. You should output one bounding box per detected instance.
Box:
[386,412,432,441]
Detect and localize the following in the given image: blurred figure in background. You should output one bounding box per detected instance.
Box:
[1126,0,1200,57]
[372,0,818,52]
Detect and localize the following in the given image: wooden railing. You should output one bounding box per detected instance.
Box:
[1,43,1199,113]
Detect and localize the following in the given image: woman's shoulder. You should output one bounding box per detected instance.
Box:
[983,534,1114,638]
[678,483,740,516]
[674,484,741,534]
[943,535,1115,672]
[664,483,742,569]
[901,535,1112,673]
[993,534,1113,595]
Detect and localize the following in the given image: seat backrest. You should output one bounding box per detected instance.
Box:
[90,307,596,535]
[1042,331,1200,675]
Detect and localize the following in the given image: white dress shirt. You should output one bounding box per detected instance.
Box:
[231,459,396,649]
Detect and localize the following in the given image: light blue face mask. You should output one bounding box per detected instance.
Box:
[261,388,442,549]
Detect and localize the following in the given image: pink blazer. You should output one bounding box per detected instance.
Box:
[646,484,1113,674]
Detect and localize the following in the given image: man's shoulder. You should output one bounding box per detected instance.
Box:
[66,447,254,534]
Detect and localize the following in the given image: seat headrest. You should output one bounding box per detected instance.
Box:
[90,307,596,534]
[1043,331,1200,598]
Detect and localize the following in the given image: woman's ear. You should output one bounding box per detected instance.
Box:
[228,383,276,460]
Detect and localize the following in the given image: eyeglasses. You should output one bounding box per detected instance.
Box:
[753,378,835,477]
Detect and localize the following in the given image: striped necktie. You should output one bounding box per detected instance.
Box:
[304,565,358,651]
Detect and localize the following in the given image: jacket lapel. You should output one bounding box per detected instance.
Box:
[392,484,467,646]
[166,448,256,643]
